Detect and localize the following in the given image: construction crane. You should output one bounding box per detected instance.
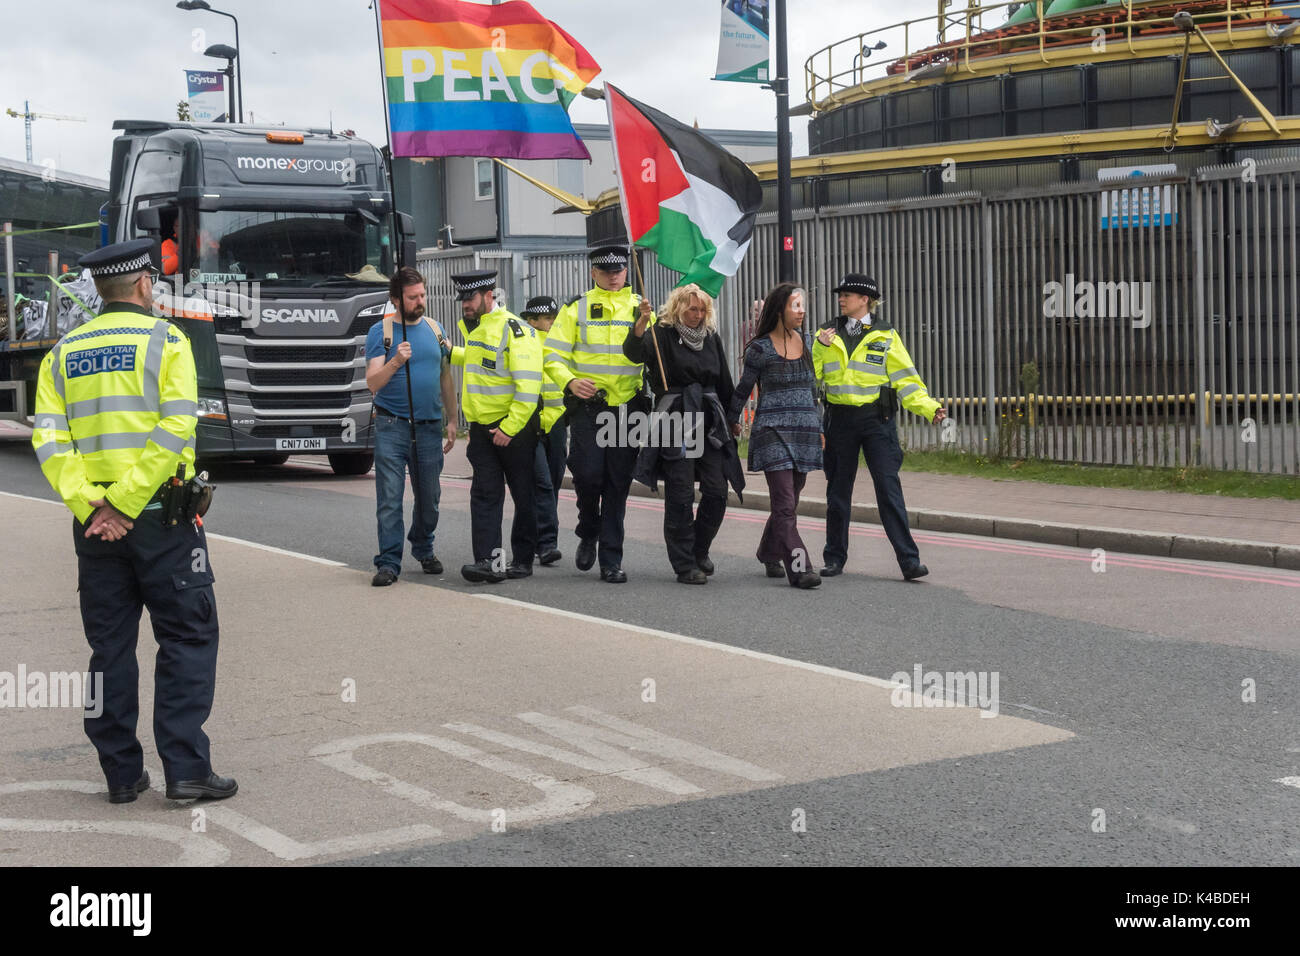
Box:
[5,101,86,165]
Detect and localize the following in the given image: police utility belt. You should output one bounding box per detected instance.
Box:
[158,465,216,526]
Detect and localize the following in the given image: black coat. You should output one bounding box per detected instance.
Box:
[623,324,745,500]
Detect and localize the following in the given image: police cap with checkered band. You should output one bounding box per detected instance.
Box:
[79,239,157,278]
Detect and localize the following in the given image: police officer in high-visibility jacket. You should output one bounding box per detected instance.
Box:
[30,238,237,804]
[814,273,948,580]
[447,270,544,584]
[542,246,653,584]
[521,295,566,566]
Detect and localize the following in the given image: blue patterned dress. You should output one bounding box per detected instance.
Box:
[729,336,823,473]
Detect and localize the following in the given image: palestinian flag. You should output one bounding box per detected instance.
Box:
[606,84,763,297]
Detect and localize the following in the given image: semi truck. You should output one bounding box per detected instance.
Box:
[2,120,416,475]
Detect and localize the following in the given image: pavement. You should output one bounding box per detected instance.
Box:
[432,436,1300,571]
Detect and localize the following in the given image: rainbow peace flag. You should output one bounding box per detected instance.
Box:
[378,0,601,159]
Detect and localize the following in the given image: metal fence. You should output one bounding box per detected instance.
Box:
[420,161,1300,473]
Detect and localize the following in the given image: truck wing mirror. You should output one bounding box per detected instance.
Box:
[397,211,415,237]
[135,206,163,233]
[401,237,417,269]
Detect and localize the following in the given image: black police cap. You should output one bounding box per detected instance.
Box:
[80,238,156,278]
[450,269,498,300]
[832,273,880,299]
[588,245,629,269]
[521,295,559,317]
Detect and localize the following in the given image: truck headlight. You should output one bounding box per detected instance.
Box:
[357,302,389,318]
[197,398,227,419]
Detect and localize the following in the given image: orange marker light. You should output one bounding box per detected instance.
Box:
[266,131,305,144]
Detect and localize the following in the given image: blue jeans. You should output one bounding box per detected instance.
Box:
[374,414,444,573]
[533,424,567,553]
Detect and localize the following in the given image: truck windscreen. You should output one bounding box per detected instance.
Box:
[197,210,394,287]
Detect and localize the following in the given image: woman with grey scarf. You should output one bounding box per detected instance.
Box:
[624,284,744,584]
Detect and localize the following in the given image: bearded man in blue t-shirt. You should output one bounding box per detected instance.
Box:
[364,267,459,586]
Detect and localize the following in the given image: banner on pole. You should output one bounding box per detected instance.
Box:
[714,0,770,84]
[186,70,227,123]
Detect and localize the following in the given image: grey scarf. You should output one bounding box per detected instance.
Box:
[676,321,709,351]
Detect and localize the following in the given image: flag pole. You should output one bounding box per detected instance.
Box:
[605,84,669,393]
[372,0,429,550]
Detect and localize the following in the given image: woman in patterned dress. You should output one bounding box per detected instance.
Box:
[728,283,823,589]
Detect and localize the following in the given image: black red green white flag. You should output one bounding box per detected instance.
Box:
[605,84,763,296]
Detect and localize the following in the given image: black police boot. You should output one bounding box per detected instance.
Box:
[108,770,150,804]
[575,538,597,571]
[166,772,238,801]
[461,560,506,584]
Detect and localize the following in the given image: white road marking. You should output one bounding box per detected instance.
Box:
[310,732,595,825]
[0,779,230,866]
[1277,776,1300,790]
[444,706,781,797]
[198,805,438,862]
[203,533,346,567]
[0,492,347,568]
[0,490,61,506]
[468,591,909,693]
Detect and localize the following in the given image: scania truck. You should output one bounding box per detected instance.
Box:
[103,120,415,473]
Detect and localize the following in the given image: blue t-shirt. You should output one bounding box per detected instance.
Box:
[365,318,444,420]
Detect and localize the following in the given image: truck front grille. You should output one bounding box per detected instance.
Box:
[245,345,352,363]
[247,368,353,387]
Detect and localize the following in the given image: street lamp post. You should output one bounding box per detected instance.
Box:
[204,44,238,123]
[774,0,793,282]
[178,0,243,123]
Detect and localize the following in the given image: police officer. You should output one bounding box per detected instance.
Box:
[447,270,543,583]
[520,295,566,566]
[542,246,652,583]
[813,273,948,580]
[30,238,237,803]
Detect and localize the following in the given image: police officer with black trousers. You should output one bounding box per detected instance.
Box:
[446,271,544,583]
[813,273,948,581]
[541,247,650,583]
[31,239,236,803]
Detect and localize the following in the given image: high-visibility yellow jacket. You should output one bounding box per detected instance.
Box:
[812,316,941,421]
[449,305,542,436]
[542,287,652,407]
[534,327,565,434]
[31,303,199,522]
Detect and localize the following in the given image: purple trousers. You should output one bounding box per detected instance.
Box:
[757,469,811,582]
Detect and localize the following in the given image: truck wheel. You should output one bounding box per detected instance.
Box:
[328,452,374,476]
[251,454,290,466]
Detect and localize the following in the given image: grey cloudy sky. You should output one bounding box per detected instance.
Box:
[0,0,895,181]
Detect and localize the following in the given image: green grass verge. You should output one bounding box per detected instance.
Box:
[899,449,1300,500]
